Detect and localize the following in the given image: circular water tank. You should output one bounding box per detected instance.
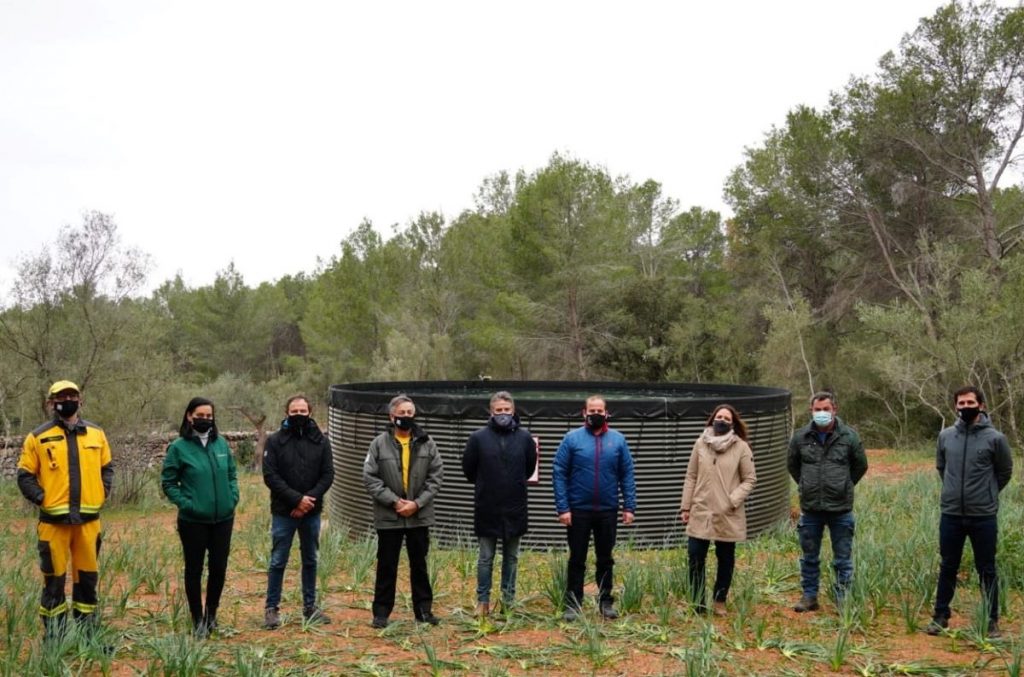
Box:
[327,381,791,549]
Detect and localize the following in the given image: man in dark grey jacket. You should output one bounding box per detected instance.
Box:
[926,386,1012,638]
[363,395,444,629]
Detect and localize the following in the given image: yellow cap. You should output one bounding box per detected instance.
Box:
[48,380,81,397]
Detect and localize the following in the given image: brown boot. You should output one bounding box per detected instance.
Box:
[475,602,490,618]
[712,601,727,617]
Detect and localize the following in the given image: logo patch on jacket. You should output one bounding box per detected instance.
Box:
[39,435,65,443]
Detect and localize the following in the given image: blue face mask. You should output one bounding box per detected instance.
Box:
[812,411,834,427]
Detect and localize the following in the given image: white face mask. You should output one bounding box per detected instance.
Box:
[812,411,833,427]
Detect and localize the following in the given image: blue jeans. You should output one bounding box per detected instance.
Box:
[476,535,522,604]
[798,510,854,598]
[265,512,321,610]
[934,513,999,622]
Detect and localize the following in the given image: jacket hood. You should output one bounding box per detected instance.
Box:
[487,413,521,433]
[280,416,324,441]
[954,412,992,432]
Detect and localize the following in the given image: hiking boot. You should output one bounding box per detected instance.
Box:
[793,594,819,613]
[475,602,490,617]
[303,606,331,625]
[263,607,281,630]
[988,620,1002,639]
[925,616,948,636]
[371,616,389,629]
[562,606,580,622]
[712,601,727,617]
[599,601,619,620]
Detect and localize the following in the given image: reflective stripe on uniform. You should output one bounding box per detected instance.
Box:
[39,601,68,617]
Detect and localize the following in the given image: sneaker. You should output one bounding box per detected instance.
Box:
[303,606,331,625]
[794,594,819,612]
[925,617,948,636]
[371,616,389,629]
[263,607,281,630]
[988,620,1002,639]
[417,613,440,626]
[599,601,619,620]
[562,606,580,622]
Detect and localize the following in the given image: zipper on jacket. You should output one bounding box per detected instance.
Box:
[959,426,969,515]
[206,442,220,520]
[593,433,602,511]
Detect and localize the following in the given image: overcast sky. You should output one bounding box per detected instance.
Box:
[0,1,1003,294]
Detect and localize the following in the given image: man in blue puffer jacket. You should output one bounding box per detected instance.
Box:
[552,394,636,621]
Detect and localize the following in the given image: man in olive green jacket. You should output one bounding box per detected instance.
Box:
[786,391,867,613]
[362,395,444,629]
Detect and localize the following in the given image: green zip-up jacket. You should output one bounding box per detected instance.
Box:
[161,432,239,524]
[787,417,868,513]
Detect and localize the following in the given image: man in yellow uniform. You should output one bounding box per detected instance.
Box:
[17,381,113,639]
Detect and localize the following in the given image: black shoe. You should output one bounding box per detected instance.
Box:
[303,606,331,625]
[988,620,1002,639]
[371,616,389,629]
[793,594,819,612]
[263,607,281,630]
[599,601,619,620]
[562,606,580,622]
[925,617,948,636]
[203,610,218,633]
[416,613,440,626]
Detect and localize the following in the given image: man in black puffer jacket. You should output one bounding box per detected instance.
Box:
[926,385,1012,638]
[262,395,335,629]
[462,391,538,617]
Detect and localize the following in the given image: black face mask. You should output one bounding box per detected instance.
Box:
[712,420,732,435]
[393,416,414,431]
[191,418,214,434]
[54,400,79,418]
[287,414,310,431]
[585,413,607,430]
[958,407,981,424]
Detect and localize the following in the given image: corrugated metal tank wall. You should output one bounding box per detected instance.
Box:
[328,381,791,549]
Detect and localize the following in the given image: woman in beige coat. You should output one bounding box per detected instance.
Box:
[679,404,757,615]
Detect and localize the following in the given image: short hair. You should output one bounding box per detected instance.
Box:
[585,394,607,408]
[489,391,514,408]
[388,394,414,413]
[285,394,312,412]
[953,386,985,405]
[810,391,836,407]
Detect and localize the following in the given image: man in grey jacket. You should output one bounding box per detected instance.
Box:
[363,395,444,629]
[926,386,1012,638]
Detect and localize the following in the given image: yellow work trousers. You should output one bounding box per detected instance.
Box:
[36,520,102,625]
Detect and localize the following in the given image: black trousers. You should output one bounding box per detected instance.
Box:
[565,510,617,607]
[373,527,433,619]
[687,537,736,607]
[177,517,234,626]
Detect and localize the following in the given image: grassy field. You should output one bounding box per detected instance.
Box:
[2,449,1024,675]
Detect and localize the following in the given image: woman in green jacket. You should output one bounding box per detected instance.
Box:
[161,397,239,636]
